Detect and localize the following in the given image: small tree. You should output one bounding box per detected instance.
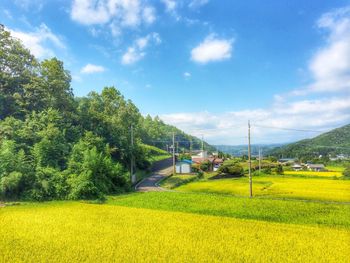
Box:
[275,164,284,175]
[343,166,350,177]
[217,162,244,177]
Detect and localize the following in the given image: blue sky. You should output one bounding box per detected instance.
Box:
[1,0,350,145]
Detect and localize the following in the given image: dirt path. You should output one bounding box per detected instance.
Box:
[135,166,173,192]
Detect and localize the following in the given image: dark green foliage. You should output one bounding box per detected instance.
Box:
[217,161,244,176]
[200,160,212,171]
[179,153,192,161]
[0,26,212,201]
[275,164,284,175]
[269,124,350,158]
[0,172,25,199]
[343,166,350,177]
[262,166,272,174]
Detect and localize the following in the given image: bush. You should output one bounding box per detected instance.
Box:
[343,166,350,177]
[218,162,244,177]
[197,170,204,178]
[30,167,68,201]
[0,172,24,199]
[68,171,103,200]
[200,160,211,172]
[275,164,284,175]
[262,167,272,174]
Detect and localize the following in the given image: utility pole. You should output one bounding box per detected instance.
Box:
[259,147,262,174]
[201,134,204,152]
[130,125,134,184]
[248,120,253,198]
[172,132,176,175]
[190,139,192,156]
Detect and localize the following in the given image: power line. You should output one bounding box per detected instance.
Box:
[252,124,326,133]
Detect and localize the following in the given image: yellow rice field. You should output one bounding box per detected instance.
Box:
[1,202,349,263]
[176,176,350,202]
[284,170,343,177]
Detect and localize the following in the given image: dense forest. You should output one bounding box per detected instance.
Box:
[269,124,350,160]
[0,25,208,201]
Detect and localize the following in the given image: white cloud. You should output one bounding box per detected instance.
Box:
[161,0,176,12]
[121,32,161,65]
[160,96,350,145]
[142,6,156,24]
[184,72,191,78]
[70,0,156,35]
[289,6,350,95]
[122,47,145,65]
[191,34,234,64]
[8,23,65,59]
[81,63,106,74]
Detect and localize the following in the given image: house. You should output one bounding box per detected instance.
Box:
[176,160,192,174]
[307,164,325,172]
[191,154,224,172]
[292,164,303,171]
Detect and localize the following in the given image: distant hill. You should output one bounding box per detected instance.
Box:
[269,124,350,158]
[215,144,285,157]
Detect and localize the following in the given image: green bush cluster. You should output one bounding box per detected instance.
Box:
[217,160,244,177]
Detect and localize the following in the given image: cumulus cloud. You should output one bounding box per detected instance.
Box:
[121,32,161,65]
[160,96,350,145]
[191,34,234,64]
[8,23,65,59]
[71,0,156,35]
[290,6,350,96]
[81,63,106,74]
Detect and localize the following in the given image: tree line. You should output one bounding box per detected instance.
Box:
[0,25,204,200]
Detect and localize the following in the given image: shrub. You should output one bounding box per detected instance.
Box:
[218,162,244,177]
[275,164,284,175]
[343,166,350,177]
[262,167,272,174]
[30,167,68,201]
[0,171,24,199]
[200,160,211,172]
[68,171,103,200]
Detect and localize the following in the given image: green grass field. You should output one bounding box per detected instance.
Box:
[176,175,350,202]
[1,194,350,262]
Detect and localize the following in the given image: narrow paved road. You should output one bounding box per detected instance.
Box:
[135,166,173,192]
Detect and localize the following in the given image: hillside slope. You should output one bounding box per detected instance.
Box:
[270,124,350,158]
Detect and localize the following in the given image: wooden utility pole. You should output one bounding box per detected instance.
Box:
[248,120,253,198]
[130,125,134,183]
[201,135,204,152]
[189,139,192,156]
[259,147,262,174]
[172,132,176,175]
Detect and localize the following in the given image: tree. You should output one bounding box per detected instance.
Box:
[0,25,39,119]
[218,161,244,177]
[275,164,284,175]
[343,166,350,177]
